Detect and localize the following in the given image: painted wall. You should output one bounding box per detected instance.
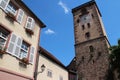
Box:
[0,70,31,80]
[0,4,40,78]
[37,54,68,80]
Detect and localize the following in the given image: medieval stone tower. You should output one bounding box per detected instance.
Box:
[72,0,110,80]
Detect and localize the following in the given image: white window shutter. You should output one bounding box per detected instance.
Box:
[0,0,10,10]
[31,19,35,30]
[7,33,22,57]
[16,9,24,24]
[29,46,35,64]
[7,33,17,55]
[25,17,35,30]
[14,36,22,58]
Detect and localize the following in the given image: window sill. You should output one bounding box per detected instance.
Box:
[20,58,29,64]
[6,12,16,20]
[19,58,29,68]
[19,61,27,68]
[0,50,6,54]
[0,47,6,55]
[25,28,34,35]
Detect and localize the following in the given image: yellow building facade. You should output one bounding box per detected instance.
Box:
[0,0,45,80]
[36,47,68,80]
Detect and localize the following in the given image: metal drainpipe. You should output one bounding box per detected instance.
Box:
[34,50,42,80]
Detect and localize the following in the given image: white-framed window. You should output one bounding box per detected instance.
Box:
[29,46,35,64]
[6,33,35,63]
[59,76,63,80]
[0,0,10,10]
[0,26,10,50]
[0,0,24,23]
[16,9,24,23]
[19,41,29,59]
[7,33,22,57]
[47,69,52,78]
[5,1,17,16]
[25,17,35,31]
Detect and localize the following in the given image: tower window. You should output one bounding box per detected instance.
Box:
[81,56,84,62]
[88,54,93,62]
[91,14,94,18]
[100,32,103,36]
[89,46,94,52]
[87,23,90,28]
[85,32,90,39]
[81,8,88,15]
[77,19,80,23]
[82,25,85,30]
[96,52,102,60]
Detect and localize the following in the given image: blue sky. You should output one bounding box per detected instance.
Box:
[23,0,120,66]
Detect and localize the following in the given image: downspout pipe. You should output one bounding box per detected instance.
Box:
[34,50,42,80]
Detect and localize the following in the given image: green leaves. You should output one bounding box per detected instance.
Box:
[118,39,120,46]
[107,41,120,80]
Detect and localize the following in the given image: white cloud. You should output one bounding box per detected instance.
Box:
[58,1,70,14]
[44,29,55,35]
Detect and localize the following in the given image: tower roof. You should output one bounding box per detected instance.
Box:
[72,0,102,17]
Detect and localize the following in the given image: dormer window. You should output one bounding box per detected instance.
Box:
[25,17,35,34]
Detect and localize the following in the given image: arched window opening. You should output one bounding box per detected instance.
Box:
[89,46,94,52]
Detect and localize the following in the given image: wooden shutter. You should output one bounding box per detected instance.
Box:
[31,19,35,29]
[0,0,10,10]
[7,33,17,55]
[14,36,22,58]
[16,9,24,23]
[29,46,35,64]
[25,17,35,30]
[7,33,22,57]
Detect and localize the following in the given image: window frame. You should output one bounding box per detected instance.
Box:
[89,45,94,52]
[19,40,30,59]
[82,25,85,30]
[47,69,52,78]
[5,1,18,16]
[16,9,24,24]
[59,76,63,80]
[6,33,35,64]
[0,0,25,23]
[85,32,90,39]
[0,26,10,51]
[0,0,10,10]
[87,23,90,28]
[25,17,35,30]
